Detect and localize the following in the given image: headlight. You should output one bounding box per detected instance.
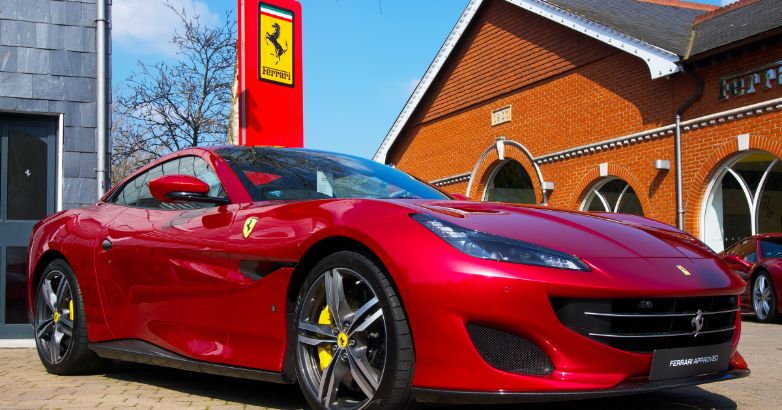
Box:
[411,214,590,271]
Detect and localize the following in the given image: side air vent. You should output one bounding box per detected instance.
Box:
[466,323,553,376]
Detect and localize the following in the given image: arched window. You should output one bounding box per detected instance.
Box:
[702,152,782,252]
[484,160,535,204]
[581,178,644,216]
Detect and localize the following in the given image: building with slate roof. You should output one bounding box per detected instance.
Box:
[376,0,782,254]
[0,0,111,338]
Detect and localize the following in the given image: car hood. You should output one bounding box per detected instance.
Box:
[399,200,717,259]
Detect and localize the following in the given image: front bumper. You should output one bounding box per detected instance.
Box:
[389,234,748,393]
[412,369,750,404]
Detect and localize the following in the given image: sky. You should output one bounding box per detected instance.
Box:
[112,0,736,159]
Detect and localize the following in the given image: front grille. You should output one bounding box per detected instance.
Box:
[466,323,553,376]
[551,296,739,353]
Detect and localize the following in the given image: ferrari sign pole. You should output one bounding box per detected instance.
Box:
[237,0,303,147]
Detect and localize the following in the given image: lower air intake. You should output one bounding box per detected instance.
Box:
[466,323,553,376]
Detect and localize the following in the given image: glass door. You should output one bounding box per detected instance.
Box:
[0,116,56,338]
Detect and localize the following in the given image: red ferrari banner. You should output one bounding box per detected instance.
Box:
[237,0,303,147]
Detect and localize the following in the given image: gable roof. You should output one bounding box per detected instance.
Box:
[374,0,689,162]
[373,0,782,163]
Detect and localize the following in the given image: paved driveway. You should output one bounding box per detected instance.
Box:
[0,320,779,409]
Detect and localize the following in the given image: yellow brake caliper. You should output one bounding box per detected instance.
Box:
[317,306,334,371]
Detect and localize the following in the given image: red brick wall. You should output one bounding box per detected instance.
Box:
[388,0,782,238]
[415,0,617,124]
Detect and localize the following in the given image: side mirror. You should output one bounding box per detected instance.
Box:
[723,254,752,269]
[450,193,470,201]
[149,175,229,205]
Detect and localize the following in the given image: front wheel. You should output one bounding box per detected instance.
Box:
[753,272,779,323]
[293,251,415,410]
[34,259,110,374]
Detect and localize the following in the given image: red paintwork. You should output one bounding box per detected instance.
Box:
[720,233,782,316]
[28,147,748,394]
[149,175,210,201]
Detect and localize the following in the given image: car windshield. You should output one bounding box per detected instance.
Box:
[216,147,448,201]
[760,237,782,259]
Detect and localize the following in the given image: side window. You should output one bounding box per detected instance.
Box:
[761,239,782,259]
[745,252,758,263]
[192,157,226,198]
[163,158,180,176]
[110,156,226,209]
[136,164,165,208]
[734,239,757,260]
[112,167,147,206]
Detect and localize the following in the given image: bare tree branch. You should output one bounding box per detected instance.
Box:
[112,2,236,184]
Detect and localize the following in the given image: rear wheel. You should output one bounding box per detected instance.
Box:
[293,251,415,410]
[752,272,779,323]
[34,259,110,374]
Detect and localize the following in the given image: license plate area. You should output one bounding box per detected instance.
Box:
[649,343,732,381]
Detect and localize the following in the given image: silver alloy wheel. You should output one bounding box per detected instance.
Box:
[753,275,772,320]
[35,270,74,364]
[297,267,387,410]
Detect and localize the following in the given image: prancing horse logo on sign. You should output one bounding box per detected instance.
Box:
[265,22,288,64]
[691,309,704,337]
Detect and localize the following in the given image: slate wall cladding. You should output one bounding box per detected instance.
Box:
[0,0,110,210]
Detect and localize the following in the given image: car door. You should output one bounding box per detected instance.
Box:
[95,155,239,362]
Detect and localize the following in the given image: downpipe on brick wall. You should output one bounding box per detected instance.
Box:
[674,69,703,230]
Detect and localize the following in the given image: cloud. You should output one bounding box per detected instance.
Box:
[112,0,220,56]
[719,0,739,5]
[403,77,421,95]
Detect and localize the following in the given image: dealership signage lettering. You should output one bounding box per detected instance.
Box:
[719,61,782,101]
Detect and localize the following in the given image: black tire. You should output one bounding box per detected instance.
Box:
[752,272,780,323]
[33,259,111,374]
[293,251,415,410]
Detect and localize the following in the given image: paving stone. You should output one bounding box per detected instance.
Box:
[2,322,779,409]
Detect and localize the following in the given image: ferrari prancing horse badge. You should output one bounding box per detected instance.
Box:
[676,265,692,276]
[243,217,259,239]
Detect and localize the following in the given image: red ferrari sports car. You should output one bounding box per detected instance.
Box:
[720,234,782,323]
[28,146,748,409]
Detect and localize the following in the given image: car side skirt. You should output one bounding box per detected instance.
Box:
[89,339,293,384]
[411,369,750,404]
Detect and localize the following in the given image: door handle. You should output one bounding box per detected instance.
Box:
[101,239,112,250]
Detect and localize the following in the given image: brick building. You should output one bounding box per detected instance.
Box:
[0,0,111,338]
[375,0,782,253]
